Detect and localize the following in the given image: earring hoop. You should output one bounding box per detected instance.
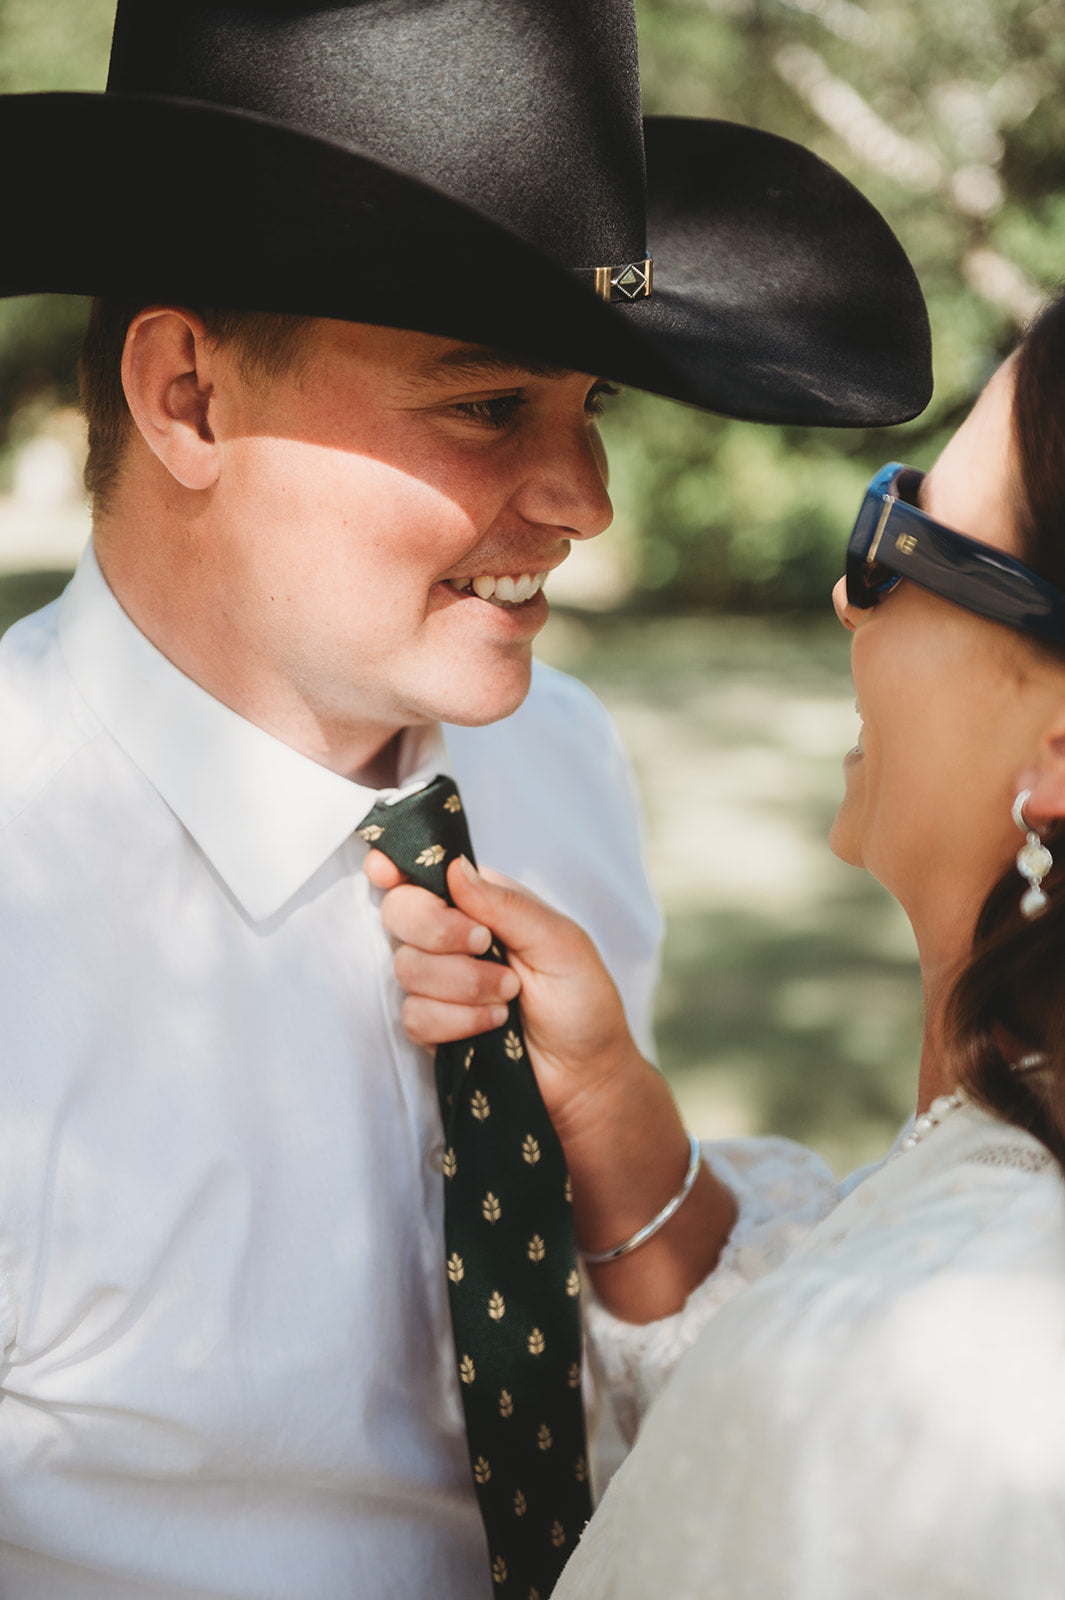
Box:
[1013,788,1054,919]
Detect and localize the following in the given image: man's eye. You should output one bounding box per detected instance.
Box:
[586,382,622,418]
[452,395,525,428]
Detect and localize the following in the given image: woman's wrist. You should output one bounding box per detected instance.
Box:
[550,1048,738,1324]
[579,1131,703,1265]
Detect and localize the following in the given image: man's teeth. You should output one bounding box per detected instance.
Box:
[448,572,548,605]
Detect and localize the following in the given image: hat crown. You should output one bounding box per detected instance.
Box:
[106,0,648,266]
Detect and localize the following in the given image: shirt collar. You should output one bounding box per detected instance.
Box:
[57,544,450,921]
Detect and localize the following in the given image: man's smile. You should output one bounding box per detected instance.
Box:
[445,571,550,607]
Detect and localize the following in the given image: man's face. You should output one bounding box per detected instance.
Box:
[203,319,614,764]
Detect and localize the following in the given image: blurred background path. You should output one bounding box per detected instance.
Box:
[539,591,922,1176]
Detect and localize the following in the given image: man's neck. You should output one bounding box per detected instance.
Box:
[353,733,402,790]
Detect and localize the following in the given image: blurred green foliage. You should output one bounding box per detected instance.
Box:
[605,0,1065,606]
[2,0,1065,606]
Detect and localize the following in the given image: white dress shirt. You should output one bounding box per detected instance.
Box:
[557,1102,1065,1599]
[0,547,661,1600]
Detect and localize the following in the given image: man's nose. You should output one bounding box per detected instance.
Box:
[518,420,613,541]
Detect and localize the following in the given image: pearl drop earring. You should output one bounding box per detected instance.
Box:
[1012,789,1054,919]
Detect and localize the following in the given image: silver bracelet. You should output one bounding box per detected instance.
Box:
[579,1131,702,1265]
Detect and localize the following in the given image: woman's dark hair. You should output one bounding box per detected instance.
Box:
[947,291,1065,1166]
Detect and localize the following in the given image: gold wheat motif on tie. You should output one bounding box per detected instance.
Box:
[416,843,446,866]
[471,1090,490,1122]
[482,1192,502,1224]
[488,1290,505,1321]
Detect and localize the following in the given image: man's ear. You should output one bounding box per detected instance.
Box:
[1017,706,1065,828]
[121,308,220,491]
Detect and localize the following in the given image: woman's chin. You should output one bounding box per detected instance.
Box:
[828,802,864,868]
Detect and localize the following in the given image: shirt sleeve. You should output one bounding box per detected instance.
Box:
[585,1134,842,1440]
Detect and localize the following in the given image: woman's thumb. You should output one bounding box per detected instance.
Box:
[446,855,565,966]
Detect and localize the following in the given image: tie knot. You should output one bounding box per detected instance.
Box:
[357,774,474,901]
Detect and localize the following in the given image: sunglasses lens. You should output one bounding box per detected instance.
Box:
[846,553,898,608]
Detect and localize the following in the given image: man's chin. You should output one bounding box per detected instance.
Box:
[423,661,534,729]
[437,688,533,729]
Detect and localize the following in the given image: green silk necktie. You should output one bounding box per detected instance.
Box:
[358,774,592,1598]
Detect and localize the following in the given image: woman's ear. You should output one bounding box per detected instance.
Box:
[121,308,220,491]
[1016,707,1065,828]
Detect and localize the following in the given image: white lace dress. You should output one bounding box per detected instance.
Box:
[569,1101,1065,1599]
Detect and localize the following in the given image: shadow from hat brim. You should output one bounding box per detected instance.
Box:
[0,94,930,426]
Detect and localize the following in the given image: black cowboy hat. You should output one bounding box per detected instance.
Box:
[0,0,931,425]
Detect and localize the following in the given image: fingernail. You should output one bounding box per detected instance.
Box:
[489,1004,510,1028]
[468,924,492,955]
[456,854,480,883]
[499,969,520,1001]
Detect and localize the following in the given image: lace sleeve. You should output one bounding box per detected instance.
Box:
[586,1134,842,1441]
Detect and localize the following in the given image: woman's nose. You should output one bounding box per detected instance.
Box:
[832,575,858,633]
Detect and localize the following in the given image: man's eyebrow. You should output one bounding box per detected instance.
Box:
[411,344,573,386]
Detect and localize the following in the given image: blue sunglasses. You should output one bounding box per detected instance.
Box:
[847,462,1065,648]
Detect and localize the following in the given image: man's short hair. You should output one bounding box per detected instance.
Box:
[79,299,313,511]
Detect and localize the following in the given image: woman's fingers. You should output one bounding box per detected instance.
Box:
[401,994,512,1047]
[378,880,492,955]
[393,945,520,1007]
[379,882,520,1048]
[363,849,407,891]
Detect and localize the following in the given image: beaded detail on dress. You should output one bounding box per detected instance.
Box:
[965,1143,1053,1172]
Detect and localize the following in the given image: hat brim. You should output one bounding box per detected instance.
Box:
[0,92,930,425]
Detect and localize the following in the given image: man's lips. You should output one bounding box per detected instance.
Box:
[444,571,549,607]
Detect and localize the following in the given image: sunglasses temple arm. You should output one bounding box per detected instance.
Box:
[866,497,893,566]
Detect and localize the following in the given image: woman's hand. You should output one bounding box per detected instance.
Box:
[368,851,641,1133]
[366,850,738,1323]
